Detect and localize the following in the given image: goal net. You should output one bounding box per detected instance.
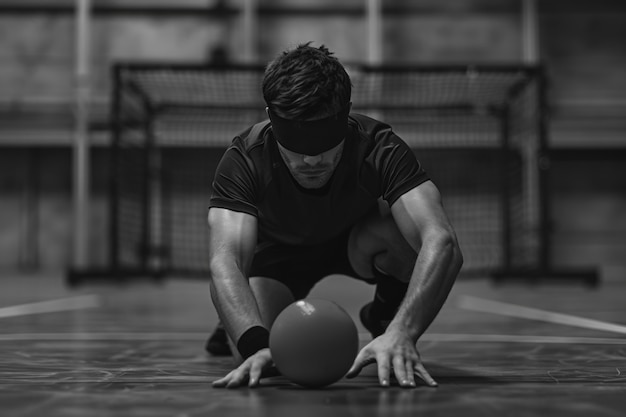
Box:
[104,63,550,280]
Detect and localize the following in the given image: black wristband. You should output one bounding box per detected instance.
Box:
[237,326,270,359]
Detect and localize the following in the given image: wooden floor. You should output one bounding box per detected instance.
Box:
[1,271,625,416]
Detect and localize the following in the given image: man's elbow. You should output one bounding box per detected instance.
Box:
[438,230,464,274]
[452,241,464,274]
[208,256,229,285]
[209,253,245,286]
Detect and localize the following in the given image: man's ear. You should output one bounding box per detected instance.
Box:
[265,107,270,119]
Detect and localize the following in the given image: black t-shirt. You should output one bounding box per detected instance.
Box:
[209,113,430,246]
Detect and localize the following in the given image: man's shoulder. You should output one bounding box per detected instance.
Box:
[231,119,272,153]
[349,113,405,153]
[348,113,392,137]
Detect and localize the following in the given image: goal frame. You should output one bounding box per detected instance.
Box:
[66,62,599,287]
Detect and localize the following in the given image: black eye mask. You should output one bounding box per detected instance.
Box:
[268,106,349,156]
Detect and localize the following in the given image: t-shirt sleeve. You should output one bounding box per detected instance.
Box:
[372,128,430,206]
[209,145,258,217]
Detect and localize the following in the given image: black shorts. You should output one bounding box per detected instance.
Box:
[249,228,373,300]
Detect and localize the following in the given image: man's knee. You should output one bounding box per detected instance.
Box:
[249,277,295,328]
[348,208,417,281]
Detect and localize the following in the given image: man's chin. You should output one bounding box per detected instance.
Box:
[295,177,329,189]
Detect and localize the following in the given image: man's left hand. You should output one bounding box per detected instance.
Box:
[345,327,437,388]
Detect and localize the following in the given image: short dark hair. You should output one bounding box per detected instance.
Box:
[262,43,352,120]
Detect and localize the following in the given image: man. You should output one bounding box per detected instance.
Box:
[208,43,463,389]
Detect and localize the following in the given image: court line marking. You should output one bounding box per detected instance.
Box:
[422,333,626,345]
[458,295,626,335]
[0,295,100,319]
[0,332,206,341]
[1,332,625,345]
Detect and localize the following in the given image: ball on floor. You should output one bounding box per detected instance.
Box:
[269,298,359,388]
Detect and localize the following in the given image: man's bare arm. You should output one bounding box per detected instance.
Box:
[208,207,263,350]
[389,180,463,342]
[347,181,463,387]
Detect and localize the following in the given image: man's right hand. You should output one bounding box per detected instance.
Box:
[212,348,276,388]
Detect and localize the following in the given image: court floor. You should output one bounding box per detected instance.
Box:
[1,271,625,416]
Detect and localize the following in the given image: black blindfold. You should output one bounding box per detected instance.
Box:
[268,106,350,156]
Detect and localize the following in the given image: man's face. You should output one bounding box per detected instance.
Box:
[277,140,344,189]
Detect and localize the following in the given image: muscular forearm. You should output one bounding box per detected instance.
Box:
[388,233,462,341]
[209,258,265,343]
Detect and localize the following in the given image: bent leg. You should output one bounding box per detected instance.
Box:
[348,200,418,282]
[249,277,296,329]
[348,201,420,335]
[226,277,296,364]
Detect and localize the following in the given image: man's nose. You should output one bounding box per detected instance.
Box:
[302,154,323,166]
